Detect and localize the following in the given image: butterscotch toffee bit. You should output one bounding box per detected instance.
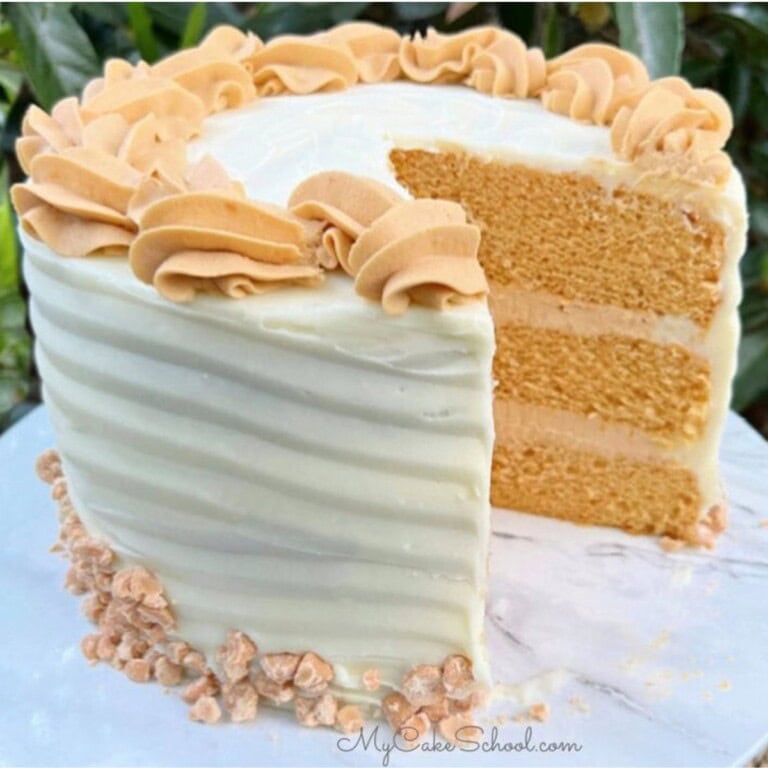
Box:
[35,448,63,484]
[189,695,223,725]
[39,449,487,735]
[362,667,381,691]
[381,654,486,745]
[678,503,729,551]
[659,535,686,553]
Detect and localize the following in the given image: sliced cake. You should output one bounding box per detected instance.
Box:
[12,21,746,735]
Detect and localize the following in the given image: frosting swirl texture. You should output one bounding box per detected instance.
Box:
[400,27,546,98]
[16,98,84,174]
[130,188,322,302]
[348,198,488,314]
[81,59,206,140]
[243,35,358,95]
[288,171,401,271]
[611,76,733,184]
[317,23,401,83]
[12,114,186,257]
[464,30,546,98]
[542,44,649,124]
[151,27,258,113]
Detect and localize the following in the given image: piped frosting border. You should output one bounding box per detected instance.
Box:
[11,21,735,311]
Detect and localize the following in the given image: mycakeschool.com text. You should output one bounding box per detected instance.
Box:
[336,724,584,766]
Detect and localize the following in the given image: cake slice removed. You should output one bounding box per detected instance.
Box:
[392,147,745,546]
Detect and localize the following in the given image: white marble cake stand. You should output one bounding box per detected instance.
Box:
[1,406,766,767]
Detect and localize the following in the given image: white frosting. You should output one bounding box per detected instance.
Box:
[24,232,495,701]
[189,82,615,203]
[22,81,747,707]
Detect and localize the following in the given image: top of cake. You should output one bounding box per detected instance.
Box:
[11,22,736,314]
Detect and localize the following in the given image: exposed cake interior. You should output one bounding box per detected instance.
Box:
[391,147,744,542]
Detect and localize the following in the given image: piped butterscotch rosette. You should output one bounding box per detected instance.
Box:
[610,76,733,185]
[12,113,187,257]
[317,22,402,83]
[243,35,359,96]
[289,171,489,315]
[350,198,489,314]
[541,44,650,125]
[81,25,260,133]
[149,27,259,114]
[399,27,546,98]
[288,171,401,271]
[129,180,322,303]
[80,60,206,142]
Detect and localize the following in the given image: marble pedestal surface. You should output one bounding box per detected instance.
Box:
[1,406,766,767]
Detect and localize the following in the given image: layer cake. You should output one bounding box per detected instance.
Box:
[12,22,746,735]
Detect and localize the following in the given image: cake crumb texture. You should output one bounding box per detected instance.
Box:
[492,440,702,540]
[494,324,711,443]
[391,149,725,327]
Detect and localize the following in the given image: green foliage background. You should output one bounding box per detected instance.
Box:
[0,2,766,435]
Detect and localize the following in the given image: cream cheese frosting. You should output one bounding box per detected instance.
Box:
[23,231,496,702]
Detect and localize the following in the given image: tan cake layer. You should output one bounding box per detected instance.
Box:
[493,323,711,443]
[390,149,725,327]
[491,438,702,539]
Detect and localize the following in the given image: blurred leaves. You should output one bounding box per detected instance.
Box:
[127,3,160,62]
[497,4,536,41]
[391,3,449,23]
[541,4,564,57]
[0,2,764,434]
[0,166,30,432]
[678,3,768,420]
[248,3,368,38]
[615,3,684,78]
[576,3,612,34]
[180,3,208,49]
[734,329,768,412]
[6,4,100,110]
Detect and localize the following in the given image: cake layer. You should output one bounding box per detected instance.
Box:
[391,149,725,327]
[492,438,701,539]
[494,323,711,443]
[490,399,716,541]
[24,234,495,701]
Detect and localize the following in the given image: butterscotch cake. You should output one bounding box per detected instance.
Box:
[13,22,745,734]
